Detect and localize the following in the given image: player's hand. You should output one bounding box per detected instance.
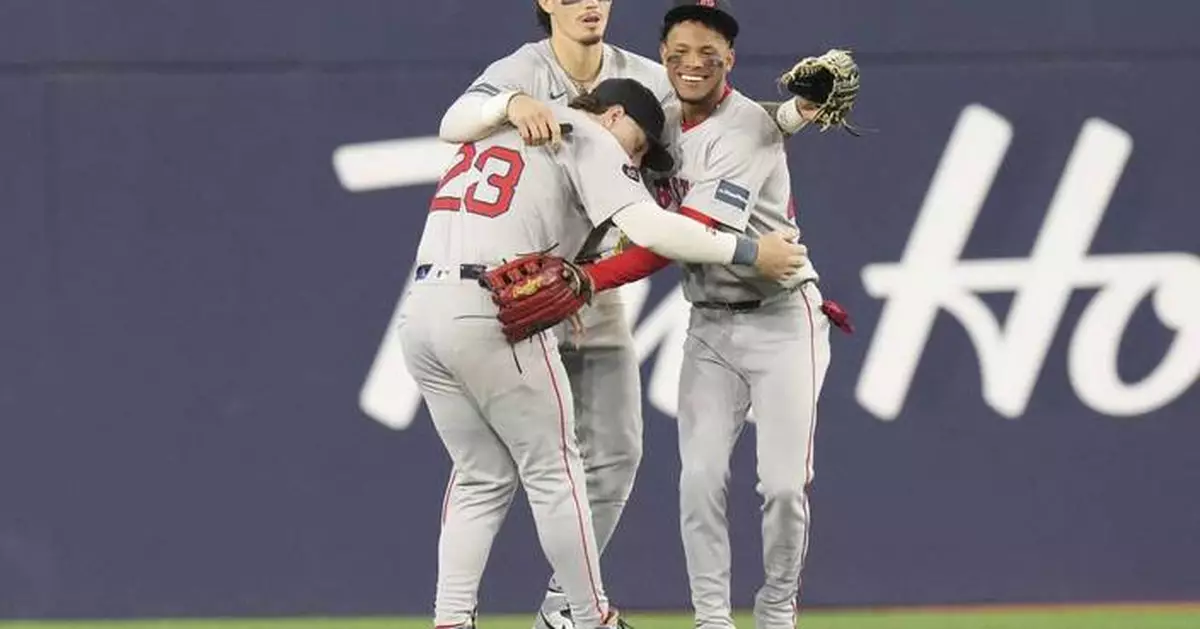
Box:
[507,94,563,148]
[795,97,822,122]
[754,229,809,282]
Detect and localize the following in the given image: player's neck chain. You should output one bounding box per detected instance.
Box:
[563,64,602,93]
[550,40,605,94]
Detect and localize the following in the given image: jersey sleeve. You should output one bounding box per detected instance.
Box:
[562,120,655,227]
[461,49,538,98]
[681,120,783,232]
[440,48,542,142]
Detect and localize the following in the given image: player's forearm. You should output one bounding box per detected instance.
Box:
[438,91,517,142]
[583,245,673,292]
[610,201,757,266]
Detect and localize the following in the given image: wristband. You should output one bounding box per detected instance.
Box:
[732,236,758,266]
[776,97,808,134]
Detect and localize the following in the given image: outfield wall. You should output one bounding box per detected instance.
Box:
[1,0,1197,619]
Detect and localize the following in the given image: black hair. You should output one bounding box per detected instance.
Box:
[567,93,606,113]
[660,11,736,46]
[535,2,552,34]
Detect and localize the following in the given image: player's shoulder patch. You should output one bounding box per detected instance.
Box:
[622,163,642,183]
[714,179,751,212]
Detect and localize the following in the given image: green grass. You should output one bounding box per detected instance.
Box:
[4,607,1200,629]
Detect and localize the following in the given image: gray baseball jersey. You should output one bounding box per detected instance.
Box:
[664,89,832,629]
[405,105,656,629]
[661,89,818,305]
[415,105,651,268]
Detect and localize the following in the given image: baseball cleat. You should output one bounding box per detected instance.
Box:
[533,606,573,629]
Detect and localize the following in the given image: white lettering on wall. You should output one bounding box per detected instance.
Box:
[858,104,1200,421]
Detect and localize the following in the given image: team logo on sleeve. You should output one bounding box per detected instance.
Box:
[653,179,677,209]
[622,163,642,182]
[714,179,750,211]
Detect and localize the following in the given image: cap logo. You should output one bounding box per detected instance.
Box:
[698,0,716,6]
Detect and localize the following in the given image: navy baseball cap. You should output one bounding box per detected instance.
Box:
[587,78,675,173]
[663,0,739,43]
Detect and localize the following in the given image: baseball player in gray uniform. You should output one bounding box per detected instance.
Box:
[437,3,821,627]
[404,78,808,629]
[657,3,837,628]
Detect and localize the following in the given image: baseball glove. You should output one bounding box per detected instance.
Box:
[484,251,594,344]
[779,48,861,135]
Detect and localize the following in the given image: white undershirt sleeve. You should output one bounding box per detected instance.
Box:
[438,90,518,143]
[610,201,739,265]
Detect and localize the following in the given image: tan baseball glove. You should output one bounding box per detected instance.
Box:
[779,48,862,135]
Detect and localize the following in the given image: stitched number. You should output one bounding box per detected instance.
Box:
[430,143,475,212]
[429,143,525,217]
[464,147,524,217]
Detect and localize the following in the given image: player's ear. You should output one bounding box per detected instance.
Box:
[659,42,669,65]
[726,47,736,72]
[601,105,626,129]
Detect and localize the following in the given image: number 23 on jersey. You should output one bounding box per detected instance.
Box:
[429,142,525,218]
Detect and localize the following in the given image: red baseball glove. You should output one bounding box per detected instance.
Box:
[484,252,594,344]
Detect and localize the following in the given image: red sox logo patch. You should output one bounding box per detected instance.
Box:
[669,176,691,202]
[652,177,689,210]
[653,179,675,209]
[622,163,642,183]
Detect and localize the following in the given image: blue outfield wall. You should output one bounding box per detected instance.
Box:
[0,0,1197,620]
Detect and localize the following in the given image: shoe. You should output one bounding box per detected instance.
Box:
[534,606,573,629]
[532,587,573,629]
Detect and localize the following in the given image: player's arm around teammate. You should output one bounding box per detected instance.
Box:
[439,47,567,148]
[564,206,809,295]
[556,84,807,280]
